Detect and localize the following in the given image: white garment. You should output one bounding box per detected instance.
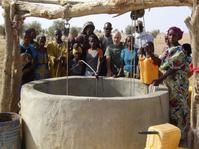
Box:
[134,31,154,49]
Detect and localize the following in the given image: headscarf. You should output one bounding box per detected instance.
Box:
[167,26,183,40]
[82,21,95,34]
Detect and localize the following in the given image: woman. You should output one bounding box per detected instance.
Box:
[148,27,190,144]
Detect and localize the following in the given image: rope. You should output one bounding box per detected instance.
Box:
[190,64,199,72]
[63,3,71,21]
[64,19,70,96]
[192,67,199,72]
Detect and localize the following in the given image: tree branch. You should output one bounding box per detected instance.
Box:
[185,16,192,31]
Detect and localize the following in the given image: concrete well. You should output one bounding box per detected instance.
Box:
[20,76,169,149]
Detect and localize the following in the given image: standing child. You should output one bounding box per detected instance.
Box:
[121,35,138,78]
[34,35,50,80]
[85,35,103,76]
[21,52,34,85]
[20,30,36,85]
[182,43,192,64]
[69,43,83,76]
[140,41,159,85]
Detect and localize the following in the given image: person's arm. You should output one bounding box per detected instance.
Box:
[154,49,186,86]
[106,56,112,77]
[47,43,56,64]
[61,41,68,62]
[105,46,112,77]
[96,49,103,75]
[153,68,177,86]
[148,52,161,66]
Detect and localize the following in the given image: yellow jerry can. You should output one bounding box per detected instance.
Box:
[139,55,145,82]
[143,57,158,85]
[145,123,181,149]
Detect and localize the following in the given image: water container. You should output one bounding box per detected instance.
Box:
[145,123,181,149]
[143,57,158,85]
[139,55,145,82]
[0,112,21,149]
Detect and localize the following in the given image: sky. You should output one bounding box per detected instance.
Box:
[0,6,191,33]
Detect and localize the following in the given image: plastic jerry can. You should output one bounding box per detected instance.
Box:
[139,55,145,82]
[143,57,158,85]
[145,123,181,149]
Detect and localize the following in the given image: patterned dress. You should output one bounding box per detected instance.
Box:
[160,45,190,140]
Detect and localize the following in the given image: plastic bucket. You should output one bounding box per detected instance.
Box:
[0,112,21,149]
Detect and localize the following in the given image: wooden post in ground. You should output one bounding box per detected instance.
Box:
[185,1,199,148]
[10,15,22,112]
[0,1,21,112]
[0,1,13,112]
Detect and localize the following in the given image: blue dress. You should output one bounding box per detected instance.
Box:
[120,48,138,73]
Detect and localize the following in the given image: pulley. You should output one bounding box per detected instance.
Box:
[63,19,70,36]
[130,9,145,20]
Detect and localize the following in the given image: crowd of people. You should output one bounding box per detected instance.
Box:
[20,20,192,146]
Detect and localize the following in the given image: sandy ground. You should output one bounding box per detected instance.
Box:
[0,33,191,94]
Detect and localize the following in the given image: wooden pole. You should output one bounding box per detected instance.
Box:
[185,0,199,148]
[10,16,21,112]
[0,3,13,112]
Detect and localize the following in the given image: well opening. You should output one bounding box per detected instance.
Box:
[34,76,150,97]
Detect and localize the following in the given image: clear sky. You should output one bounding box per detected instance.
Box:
[0,6,191,33]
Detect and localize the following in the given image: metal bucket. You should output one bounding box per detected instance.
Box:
[0,112,21,149]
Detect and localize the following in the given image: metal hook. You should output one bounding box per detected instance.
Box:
[63,19,70,36]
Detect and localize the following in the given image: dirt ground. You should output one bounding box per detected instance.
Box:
[0,33,191,94]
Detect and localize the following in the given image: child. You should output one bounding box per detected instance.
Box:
[85,35,103,76]
[20,30,36,85]
[182,43,192,64]
[121,35,138,78]
[140,42,159,85]
[69,43,83,76]
[34,35,50,80]
[182,43,193,109]
[21,52,34,85]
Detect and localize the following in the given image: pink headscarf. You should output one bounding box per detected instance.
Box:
[167,26,183,40]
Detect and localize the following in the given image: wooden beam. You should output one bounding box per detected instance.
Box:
[9,0,193,20]
[18,0,85,5]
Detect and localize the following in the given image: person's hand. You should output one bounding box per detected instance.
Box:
[60,56,66,61]
[153,79,162,86]
[78,60,82,65]
[54,58,58,64]
[95,73,99,80]
[138,47,145,56]
[107,71,112,77]
[112,74,117,78]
